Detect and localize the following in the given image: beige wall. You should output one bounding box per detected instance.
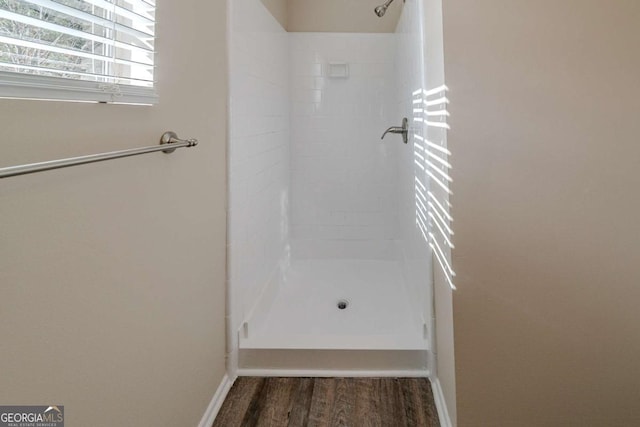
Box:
[286,0,401,33]
[444,0,640,425]
[0,1,227,426]
[260,0,288,28]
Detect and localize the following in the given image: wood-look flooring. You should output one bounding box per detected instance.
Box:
[213,377,440,427]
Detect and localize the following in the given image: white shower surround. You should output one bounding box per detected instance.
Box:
[289,33,398,260]
[227,0,290,374]
[228,0,435,374]
[394,0,435,355]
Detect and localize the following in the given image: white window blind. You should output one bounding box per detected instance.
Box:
[0,0,157,104]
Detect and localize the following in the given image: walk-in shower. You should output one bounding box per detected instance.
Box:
[227,0,449,376]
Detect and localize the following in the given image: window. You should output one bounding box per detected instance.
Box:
[0,0,156,104]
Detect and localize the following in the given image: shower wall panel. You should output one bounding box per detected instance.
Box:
[289,33,398,260]
[393,0,434,340]
[228,0,290,366]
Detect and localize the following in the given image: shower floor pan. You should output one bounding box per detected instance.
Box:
[239,260,427,351]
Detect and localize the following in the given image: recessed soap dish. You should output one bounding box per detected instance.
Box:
[328,62,349,78]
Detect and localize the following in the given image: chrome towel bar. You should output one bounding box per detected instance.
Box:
[0,131,198,179]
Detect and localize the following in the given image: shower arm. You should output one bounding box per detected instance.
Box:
[381,118,409,144]
[374,0,404,17]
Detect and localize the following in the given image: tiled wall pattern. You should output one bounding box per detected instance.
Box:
[228,0,290,360]
[393,0,434,327]
[289,33,399,259]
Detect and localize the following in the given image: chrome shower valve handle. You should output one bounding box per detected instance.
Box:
[381,117,409,144]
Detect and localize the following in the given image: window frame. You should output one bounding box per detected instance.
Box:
[0,0,157,105]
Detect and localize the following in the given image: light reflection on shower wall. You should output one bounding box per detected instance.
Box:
[419,86,455,290]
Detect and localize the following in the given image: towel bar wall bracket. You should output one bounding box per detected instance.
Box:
[0,131,198,179]
[160,131,197,153]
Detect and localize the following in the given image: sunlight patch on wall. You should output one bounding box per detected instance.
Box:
[412,85,455,290]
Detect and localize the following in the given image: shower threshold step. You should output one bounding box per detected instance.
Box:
[237,348,430,376]
[239,331,427,351]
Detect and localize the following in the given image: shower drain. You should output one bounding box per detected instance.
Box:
[337,299,349,310]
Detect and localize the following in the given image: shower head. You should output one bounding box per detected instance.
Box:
[374,0,394,17]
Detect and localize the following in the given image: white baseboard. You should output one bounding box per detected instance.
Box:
[431,378,453,427]
[197,374,235,427]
